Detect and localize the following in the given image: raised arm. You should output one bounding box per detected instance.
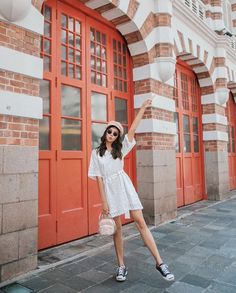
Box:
[127,99,152,142]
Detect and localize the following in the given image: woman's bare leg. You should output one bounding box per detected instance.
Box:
[130,210,163,265]
[113,216,125,266]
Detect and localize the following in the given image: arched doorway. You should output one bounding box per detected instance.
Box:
[174,60,205,207]
[38,0,135,249]
[226,93,236,190]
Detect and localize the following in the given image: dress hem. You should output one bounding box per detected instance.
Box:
[110,207,143,219]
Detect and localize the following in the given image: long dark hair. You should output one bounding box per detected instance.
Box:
[96,126,122,159]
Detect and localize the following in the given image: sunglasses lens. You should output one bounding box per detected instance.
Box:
[107,129,118,137]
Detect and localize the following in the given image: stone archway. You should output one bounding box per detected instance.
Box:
[34,0,179,228]
[174,30,230,200]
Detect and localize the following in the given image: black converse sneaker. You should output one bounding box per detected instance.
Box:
[156,263,174,281]
[116,265,128,282]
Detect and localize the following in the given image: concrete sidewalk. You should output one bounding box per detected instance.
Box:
[2,194,236,292]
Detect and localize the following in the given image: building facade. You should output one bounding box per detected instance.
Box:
[1,0,236,283]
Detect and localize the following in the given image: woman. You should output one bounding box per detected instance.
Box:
[88,99,174,282]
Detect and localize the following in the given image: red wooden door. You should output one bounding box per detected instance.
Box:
[39,0,134,249]
[174,61,205,207]
[226,93,236,189]
[56,2,88,244]
[86,16,134,233]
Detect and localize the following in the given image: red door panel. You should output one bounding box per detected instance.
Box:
[183,157,194,204]
[57,158,88,243]
[174,61,205,207]
[193,156,202,202]
[176,156,184,207]
[226,93,236,190]
[38,156,57,249]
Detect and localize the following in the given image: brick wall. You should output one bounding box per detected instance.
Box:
[0,71,39,95]
[0,115,38,146]
[0,22,40,56]
[0,1,41,281]
[136,133,175,151]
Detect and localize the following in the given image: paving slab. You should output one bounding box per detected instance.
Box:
[204,281,236,293]
[165,281,205,293]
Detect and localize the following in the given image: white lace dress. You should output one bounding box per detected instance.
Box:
[88,134,143,218]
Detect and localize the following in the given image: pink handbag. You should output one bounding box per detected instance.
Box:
[98,213,116,236]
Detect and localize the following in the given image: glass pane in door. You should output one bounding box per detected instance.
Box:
[91,92,107,121]
[192,117,198,134]
[194,135,199,152]
[39,117,50,150]
[61,119,81,150]
[115,98,127,124]
[232,127,235,152]
[183,115,191,152]
[193,117,199,152]
[184,134,191,152]
[91,123,107,148]
[40,80,50,114]
[61,85,81,117]
[183,115,190,132]
[174,112,180,153]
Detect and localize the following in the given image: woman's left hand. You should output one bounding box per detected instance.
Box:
[141,99,152,109]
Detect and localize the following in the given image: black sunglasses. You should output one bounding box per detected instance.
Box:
[107,129,118,137]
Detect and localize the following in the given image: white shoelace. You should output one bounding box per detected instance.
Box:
[160,264,170,275]
[118,266,125,275]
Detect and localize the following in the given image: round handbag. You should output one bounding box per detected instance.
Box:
[98,213,116,236]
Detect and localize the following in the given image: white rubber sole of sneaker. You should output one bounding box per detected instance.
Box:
[162,275,175,282]
[116,272,128,282]
[116,276,127,282]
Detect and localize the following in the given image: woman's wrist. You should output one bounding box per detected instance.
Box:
[139,106,146,113]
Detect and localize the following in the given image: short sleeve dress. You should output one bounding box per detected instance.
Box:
[88,134,143,218]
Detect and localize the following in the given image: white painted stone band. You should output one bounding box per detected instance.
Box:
[134,93,176,112]
[136,118,176,135]
[133,62,175,86]
[0,46,43,79]
[0,90,43,119]
[201,93,219,105]
[0,5,43,35]
[201,88,229,106]
[212,67,228,83]
[198,77,213,87]
[202,114,227,125]
[203,131,228,142]
[133,63,157,81]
